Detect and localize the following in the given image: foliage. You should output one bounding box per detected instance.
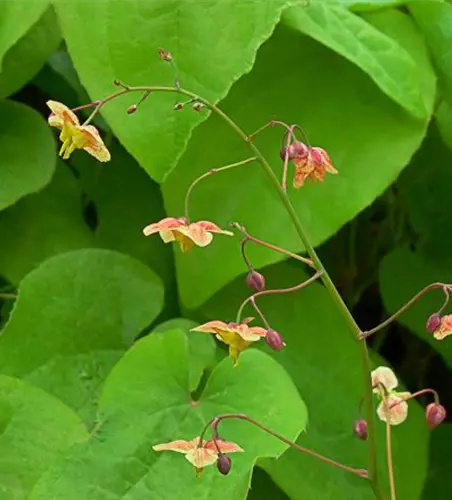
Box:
[1,0,452,499]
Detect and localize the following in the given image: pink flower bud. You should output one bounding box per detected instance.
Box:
[265,329,285,351]
[246,270,265,292]
[426,313,441,333]
[217,454,232,475]
[353,419,368,440]
[127,104,137,115]
[426,403,446,428]
[157,47,173,61]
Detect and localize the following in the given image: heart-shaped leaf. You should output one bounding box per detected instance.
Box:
[201,263,429,499]
[0,374,87,498]
[55,0,293,182]
[30,329,306,500]
[162,19,433,309]
[0,100,55,211]
[0,249,164,425]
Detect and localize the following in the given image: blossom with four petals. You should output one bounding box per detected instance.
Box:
[371,366,411,425]
[142,217,233,252]
[152,436,243,474]
[191,319,267,366]
[47,101,110,162]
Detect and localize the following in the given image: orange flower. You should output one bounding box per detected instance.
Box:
[433,314,452,340]
[142,217,233,252]
[47,100,110,162]
[152,436,243,474]
[191,319,267,366]
[289,142,338,188]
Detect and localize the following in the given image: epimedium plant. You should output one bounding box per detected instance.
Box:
[37,48,451,500]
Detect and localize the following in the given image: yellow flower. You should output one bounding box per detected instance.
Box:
[191,319,267,366]
[371,366,410,425]
[433,314,452,340]
[47,100,110,162]
[142,217,233,252]
[152,436,243,475]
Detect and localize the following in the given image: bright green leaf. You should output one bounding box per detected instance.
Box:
[0,249,164,425]
[0,374,87,498]
[162,22,432,309]
[0,6,61,98]
[409,2,452,107]
[0,163,92,284]
[202,263,429,500]
[0,0,50,71]
[30,329,306,500]
[436,100,452,151]
[283,3,429,118]
[0,100,55,211]
[55,0,294,182]
[153,318,217,392]
[380,246,452,369]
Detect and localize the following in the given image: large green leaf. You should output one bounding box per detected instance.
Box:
[0,374,87,499]
[0,100,55,211]
[162,21,433,309]
[55,0,294,182]
[410,2,452,107]
[0,0,50,70]
[0,163,92,284]
[30,329,306,500]
[0,249,164,425]
[201,263,429,499]
[0,6,61,98]
[436,100,452,151]
[379,246,452,369]
[283,3,428,118]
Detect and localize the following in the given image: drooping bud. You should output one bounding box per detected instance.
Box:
[279,141,305,162]
[192,102,204,112]
[353,419,368,440]
[157,47,173,61]
[216,454,232,475]
[426,313,441,334]
[265,329,285,351]
[113,79,121,86]
[174,103,184,111]
[127,104,137,115]
[426,403,446,429]
[246,270,265,292]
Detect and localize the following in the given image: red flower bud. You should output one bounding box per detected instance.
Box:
[353,419,368,440]
[426,313,441,333]
[157,47,173,61]
[217,454,232,475]
[246,270,265,292]
[127,104,137,115]
[426,403,446,429]
[265,329,285,351]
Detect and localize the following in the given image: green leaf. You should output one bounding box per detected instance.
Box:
[0,100,55,211]
[73,140,175,294]
[283,3,429,118]
[339,0,443,11]
[436,100,452,151]
[0,6,61,98]
[162,21,432,309]
[0,249,164,425]
[0,163,92,284]
[201,263,429,500]
[30,329,306,500]
[409,2,452,107]
[247,468,289,500]
[0,374,87,498]
[54,0,293,182]
[153,318,217,392]
[379,246,452,368]
[0,0,50,71]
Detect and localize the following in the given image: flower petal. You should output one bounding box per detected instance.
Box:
[434,314,452,340]
[179,223,213,247]
[196,221,234,236]
[143,217,184,236]
[191,320,230,334]
[185,448,218,468]
[377,395,408,425]
[204,439,244,454]
[235,324,267,342]
[152,438,197,454]
[371,366,398,393]
[79,125,111,162]
[47,100,80,128]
